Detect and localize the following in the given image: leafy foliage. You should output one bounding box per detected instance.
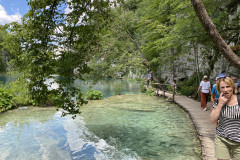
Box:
[86,90,103,100]
[1,0,240,112]
[0,83,14,112]
[145,89,155,96]
[140,81,147,93]
[113,83,123,95]
[84,8,146,81]
[166,84,174,92]
[7,78,32,106]
[3,0,119,116]
[177,73,203,96]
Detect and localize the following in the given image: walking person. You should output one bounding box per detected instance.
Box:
[198,75,211,111]
[172,80,177,95]
[210,77,240,160]
[146,77,150,87]
[151,74,154,85]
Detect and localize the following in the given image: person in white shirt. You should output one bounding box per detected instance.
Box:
[198,75,211,111]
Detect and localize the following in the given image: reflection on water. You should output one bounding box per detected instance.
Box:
[0,95,201,160]
[74,79,141,98]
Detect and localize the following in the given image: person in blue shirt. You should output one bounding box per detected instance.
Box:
[232,76,240,89]
[211,73,226,110]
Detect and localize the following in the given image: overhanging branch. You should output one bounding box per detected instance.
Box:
[191,0,240,70]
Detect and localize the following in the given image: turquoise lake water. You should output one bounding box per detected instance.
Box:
[0,78,201,160]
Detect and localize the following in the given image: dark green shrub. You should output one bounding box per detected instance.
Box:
[145,89,155,96]
[8,79,32,106]
[0,85,14,112]
[177,73,202,96]
[86,90,103,100]
[76,91,88,105]
[140,82,147,93]
[165,85,172,92]
[178,85,196,96]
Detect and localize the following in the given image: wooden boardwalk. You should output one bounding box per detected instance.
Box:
[156,90,216,160]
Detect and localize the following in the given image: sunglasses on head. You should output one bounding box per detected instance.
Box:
[218,76,230,81]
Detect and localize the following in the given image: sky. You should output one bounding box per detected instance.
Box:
[0,0,29,25]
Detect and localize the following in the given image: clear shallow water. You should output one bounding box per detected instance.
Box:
[0,95,201,160]
[82,95,201,160]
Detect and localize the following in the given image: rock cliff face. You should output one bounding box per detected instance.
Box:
[157,44,240,84]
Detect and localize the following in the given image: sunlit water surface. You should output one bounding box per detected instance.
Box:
[0,78,201,159]
[0,94,201,160]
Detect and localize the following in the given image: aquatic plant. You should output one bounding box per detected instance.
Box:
[86,90,103,100]
[145,89,155,96]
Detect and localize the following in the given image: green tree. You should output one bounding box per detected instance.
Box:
[0,26,12,72]
[86,0,240,89]
[3,0,119,116]
[83,3,146,82]
[191,0,240,70]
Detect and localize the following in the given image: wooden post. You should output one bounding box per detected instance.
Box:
[173,87,175,102]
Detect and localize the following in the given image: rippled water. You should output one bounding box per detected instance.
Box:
[0,94,201,160]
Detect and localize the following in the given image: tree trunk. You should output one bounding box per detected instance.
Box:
[171,48,176,101]
[192,43,200,100]
[124,29,165,90]
[192,43,200,81]
[191,0,240,70]
[142,61,165,90]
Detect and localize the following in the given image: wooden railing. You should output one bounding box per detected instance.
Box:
[151,83,177,102]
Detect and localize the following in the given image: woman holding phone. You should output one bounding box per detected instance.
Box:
[210,77,240,160]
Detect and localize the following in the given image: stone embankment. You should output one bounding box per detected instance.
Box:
[156,90,216,160]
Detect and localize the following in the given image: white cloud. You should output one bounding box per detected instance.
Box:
[0,5,21,25]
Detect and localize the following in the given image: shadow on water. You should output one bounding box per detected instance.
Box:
[85,124,154,156]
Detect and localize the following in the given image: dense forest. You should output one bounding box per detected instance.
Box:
[0,0,240,114]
